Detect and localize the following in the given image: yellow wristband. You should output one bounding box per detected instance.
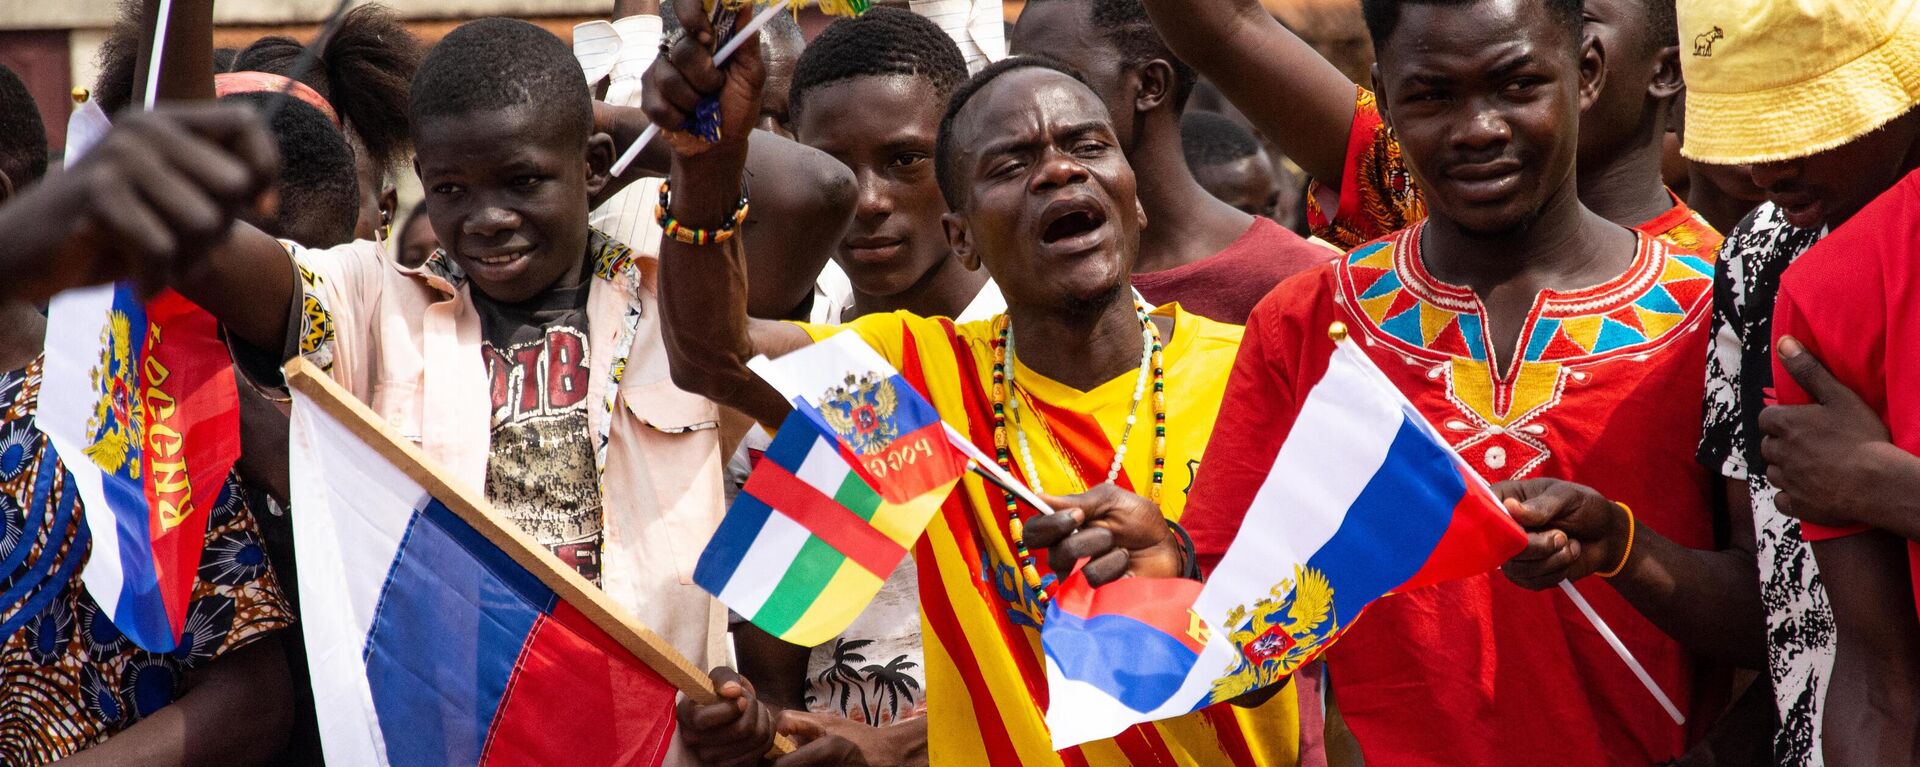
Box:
[1596,502,1635,578]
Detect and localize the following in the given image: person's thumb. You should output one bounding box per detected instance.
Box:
[1777,336,1850,406]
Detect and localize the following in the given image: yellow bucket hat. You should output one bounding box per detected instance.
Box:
[1679,0,1920,165]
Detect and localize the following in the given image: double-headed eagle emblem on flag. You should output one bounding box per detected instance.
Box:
[1208,564,1338,703]
[83,311,144,477]
[817,372,900,455]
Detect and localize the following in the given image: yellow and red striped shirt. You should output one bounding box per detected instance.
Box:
[798,305,1303,766]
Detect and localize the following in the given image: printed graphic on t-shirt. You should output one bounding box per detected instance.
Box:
[484,325,605,585]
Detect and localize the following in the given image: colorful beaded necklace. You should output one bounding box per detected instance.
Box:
[989,305,1166,604]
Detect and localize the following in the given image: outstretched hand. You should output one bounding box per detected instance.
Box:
[677,667,779,767]
[641,0,766,163]
[1021,483,1184,587]
[1759,336,1900,529]
[3,103,277,303]
[1492,478,1631,590]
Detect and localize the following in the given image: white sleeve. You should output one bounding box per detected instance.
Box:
[605,14,667,108]
[574,20,624,86]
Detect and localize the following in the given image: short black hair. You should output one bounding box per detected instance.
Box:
[409,18,591,148]
[1362,0,1583,52]
[1028,0,1198,112]
[935,55,1091,210]
[0,63,48,189]
[225,91,359,247]
[789,7,969,125]
[1180,111,1261,168]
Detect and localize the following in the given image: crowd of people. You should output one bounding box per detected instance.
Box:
[1,0,1917,763]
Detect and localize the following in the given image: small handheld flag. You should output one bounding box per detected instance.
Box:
[37,288,241,652]
[1042,331,1530,749]
[696,411,946,646]
[749,332,968,505]
[696,333,966,645]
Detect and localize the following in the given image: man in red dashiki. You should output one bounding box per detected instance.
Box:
[1027,0,1766,764]
[1178,225,1730,766]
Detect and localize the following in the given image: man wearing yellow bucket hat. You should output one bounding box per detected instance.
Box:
[1682,0,1920,764]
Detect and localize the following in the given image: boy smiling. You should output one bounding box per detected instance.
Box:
[158,19,856,750]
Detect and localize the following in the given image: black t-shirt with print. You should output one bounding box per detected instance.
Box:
[476,267,604,585]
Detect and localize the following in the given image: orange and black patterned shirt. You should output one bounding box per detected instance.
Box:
[1306,86,1723,258]
[0,358,291,766]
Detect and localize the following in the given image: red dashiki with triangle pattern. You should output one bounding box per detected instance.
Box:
[1335,225,1721,763]
[1186,222,1726,765]
[1342,224,1716,480]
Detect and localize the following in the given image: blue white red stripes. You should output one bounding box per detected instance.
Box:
[290,388,677,767]
[1043,339,1526,749]
[39,285,240,652]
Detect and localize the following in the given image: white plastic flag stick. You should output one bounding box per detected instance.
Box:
[946,424,1055,515]
[142,0,176,110]
[608,0,797,177]
[1557,579,1686,725]
[1480,441,1685,727]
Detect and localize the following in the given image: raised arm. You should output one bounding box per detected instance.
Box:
[643,1,842,425]
[0,103,282,309]
[119,0,299,352]
[1137,0,1356,185]
[596,105,854,320]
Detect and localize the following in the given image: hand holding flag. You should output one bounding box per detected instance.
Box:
[1035,329,1532,749]
[1495,479,1638,590]
[285,359,794,765]
[1023,483,1187,586]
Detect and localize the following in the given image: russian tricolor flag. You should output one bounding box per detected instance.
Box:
[37,286,240,652]
[288,362,683,767]
[1043,336,1527,749]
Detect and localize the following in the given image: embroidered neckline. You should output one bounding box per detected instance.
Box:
[1340,222,1713,366]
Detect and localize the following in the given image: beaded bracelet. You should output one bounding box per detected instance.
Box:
[1597,502,1636,578]
[655,178,750,246]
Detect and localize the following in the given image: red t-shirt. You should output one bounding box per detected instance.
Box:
[1184,226,1723,765]
[1131,216,1334,325]
[1771,167,1920,610]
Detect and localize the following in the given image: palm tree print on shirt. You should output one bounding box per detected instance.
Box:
[807,638,922,726]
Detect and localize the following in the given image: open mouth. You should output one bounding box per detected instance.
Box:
[1041,208,1107,244]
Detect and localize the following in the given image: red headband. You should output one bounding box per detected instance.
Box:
[215,71,340,127]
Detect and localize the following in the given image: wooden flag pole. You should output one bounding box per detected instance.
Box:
[284,358,796,754]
